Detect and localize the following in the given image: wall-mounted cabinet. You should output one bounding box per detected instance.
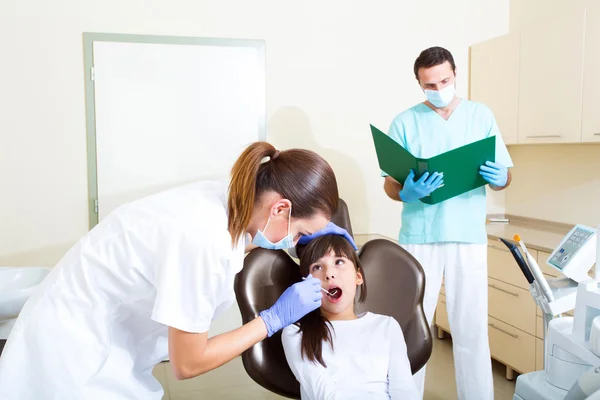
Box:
[517,7,586,144]
[470,5,597,145]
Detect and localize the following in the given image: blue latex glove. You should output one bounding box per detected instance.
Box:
[479,161,508,187]
[399,170,444,202]
[259,274,322,337]
[296,222,358,250]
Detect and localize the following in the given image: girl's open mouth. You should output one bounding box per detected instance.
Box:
[327,286,342,301]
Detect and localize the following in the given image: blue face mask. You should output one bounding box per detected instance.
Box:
[252,207,295,250]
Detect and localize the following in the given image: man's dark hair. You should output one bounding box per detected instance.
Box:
[413,46,456,81]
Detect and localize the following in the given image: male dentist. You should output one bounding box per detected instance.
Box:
[382,46,513,400]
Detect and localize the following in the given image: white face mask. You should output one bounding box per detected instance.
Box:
[424,84,455,108]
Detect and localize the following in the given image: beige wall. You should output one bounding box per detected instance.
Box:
[505,144,600,227]
[0,0,509,266]
[509,0,587,32]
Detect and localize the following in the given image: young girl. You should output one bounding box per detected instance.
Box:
[281,234,419,400]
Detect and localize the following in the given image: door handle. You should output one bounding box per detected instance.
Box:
[489,323,519,339]
[489,284,519,297]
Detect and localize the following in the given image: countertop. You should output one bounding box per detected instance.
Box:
[485,216,573,253]
[354,216,573,254]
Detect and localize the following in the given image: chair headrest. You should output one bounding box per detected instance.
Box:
[331,198,353,237]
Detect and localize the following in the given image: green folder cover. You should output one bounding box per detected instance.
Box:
[371,124,495,205]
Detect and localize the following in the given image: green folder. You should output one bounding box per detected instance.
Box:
[371,124,495,205]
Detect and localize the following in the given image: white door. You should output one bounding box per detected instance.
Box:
[92,40,264,220]
[90,37,265,337]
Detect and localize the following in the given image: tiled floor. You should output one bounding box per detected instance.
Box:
[153,336,517,399]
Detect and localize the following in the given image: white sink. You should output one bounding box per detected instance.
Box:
[0,267,51,338]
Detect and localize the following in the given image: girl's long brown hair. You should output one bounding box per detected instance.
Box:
[227,142,339,245]
[296,235,366,367]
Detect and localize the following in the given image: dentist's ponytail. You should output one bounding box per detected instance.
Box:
[227,142,339,246]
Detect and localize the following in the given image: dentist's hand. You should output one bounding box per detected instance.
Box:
[259,275,322,337]
[297,222,357,250]
[480,161,508,187]
[399,170,444,202]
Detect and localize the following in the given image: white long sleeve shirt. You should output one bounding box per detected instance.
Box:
[281,312,420,400]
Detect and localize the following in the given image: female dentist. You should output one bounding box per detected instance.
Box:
[0,142,345,400]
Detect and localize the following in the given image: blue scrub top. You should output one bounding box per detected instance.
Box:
[384,100,513,245]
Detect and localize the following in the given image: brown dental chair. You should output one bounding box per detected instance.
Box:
[234,199,432,399]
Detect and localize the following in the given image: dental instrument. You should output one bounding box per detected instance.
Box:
[509,232,555,302]
[499,238,534,284]
[513,234,530,259]
[522,237,556,302]
[302,277,333,296]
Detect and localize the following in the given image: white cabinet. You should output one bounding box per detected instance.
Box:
[582,2,600,143]
[517,7,586,144]
[470,33,520,145]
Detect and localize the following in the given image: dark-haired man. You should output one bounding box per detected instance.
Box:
[382,46,513,399]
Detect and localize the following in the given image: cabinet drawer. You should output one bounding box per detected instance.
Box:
[536,338,544,371]
[488,277,536,334]
[489,316,536,374]
[488,242,535,290]
[435,294,450,332]
[536,316,544,339]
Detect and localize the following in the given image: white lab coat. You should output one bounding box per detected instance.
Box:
[0,181,246,400]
